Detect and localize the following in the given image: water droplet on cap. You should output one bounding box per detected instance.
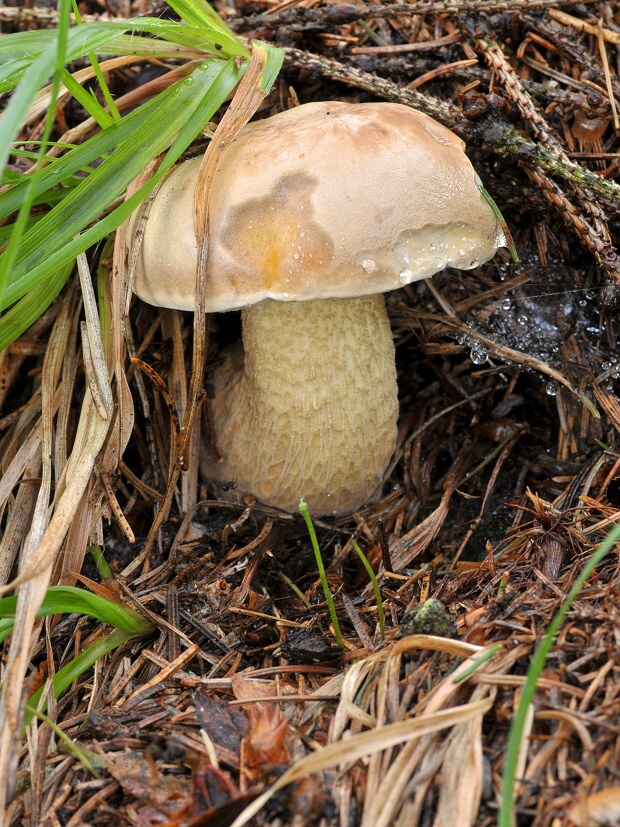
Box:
[470,344,488,365]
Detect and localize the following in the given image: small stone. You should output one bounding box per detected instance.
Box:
[401,598,457,639]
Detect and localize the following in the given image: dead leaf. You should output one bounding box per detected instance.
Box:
[569,787,620,826]
[242,705,290,771]
[193,690,248,758]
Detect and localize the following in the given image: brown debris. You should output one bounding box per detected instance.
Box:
[2,0,620,826]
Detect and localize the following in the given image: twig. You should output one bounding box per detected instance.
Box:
[525,164,619,277]
[483,121,620,210]
[233,0,597,31]
[0,6,126,24]
[522,12,620,103]
[350,32,460,56]
[462,25,619,279]
[549,8,620,45]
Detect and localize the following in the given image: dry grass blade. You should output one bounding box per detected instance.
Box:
[433,710,485,827]
[549,8,620,45]
[122,43,277,573]
[230,699,494,827]
[21,56,140,132]
[227,637,498,827]
[0,252,113,594]
[389,453,474,568]
[186,41,276,454]
[0,250,115,815]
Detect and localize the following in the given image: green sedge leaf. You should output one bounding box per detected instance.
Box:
[253,40,284,93]
[0,58,243,315]
[60,68,115,129]
[25,629,138,722]
[0,263,72,351]
[166,0,246,52]
[0,584,153,635]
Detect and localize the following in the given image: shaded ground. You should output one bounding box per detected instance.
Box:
[2,1,620,825]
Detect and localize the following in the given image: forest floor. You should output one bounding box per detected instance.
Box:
[2,1,620,825]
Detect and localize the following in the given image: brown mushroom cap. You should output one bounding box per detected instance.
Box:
[132,101,504,312]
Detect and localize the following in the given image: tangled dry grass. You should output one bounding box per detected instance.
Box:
[1,0,620,825]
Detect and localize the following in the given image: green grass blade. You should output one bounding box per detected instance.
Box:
[117,18,248,57]
[0,619,13,643]
[498,522,620,827]
[89,546,113,581]
[279,573,312,609]
[25,628,137,722]
[0,24,126,94]
[0,585,153,635]
[0,7,283,339]
[90,63,121,122]
[0,10,70,179]
[0,21,202,65]
[167,0,246,52]
[454,644,503,682]
[0,88,183,222]
[0,0,72,301]
[60,68,115,129]
[352,539,385,641]
[0,58,243,319]
[299,499,344,648]
[0,28,223,65]
[0,59,33,90]
[0,30,61,60]
[25,705,102,777]
[480,184,519,263]
[0,263,72,352]
[71,0,121,122]
[0,17,229,65]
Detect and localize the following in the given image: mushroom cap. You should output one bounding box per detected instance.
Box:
[132,101,505,311]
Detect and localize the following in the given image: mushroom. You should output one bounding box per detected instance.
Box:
[128,101,505,515]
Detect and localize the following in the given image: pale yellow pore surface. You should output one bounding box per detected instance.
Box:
[209,295,397,515]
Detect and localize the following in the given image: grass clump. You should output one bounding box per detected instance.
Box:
[0,0,282,348]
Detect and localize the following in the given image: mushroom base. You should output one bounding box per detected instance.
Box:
[206,295,398,516]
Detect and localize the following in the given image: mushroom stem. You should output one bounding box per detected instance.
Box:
[209,294,398,515]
